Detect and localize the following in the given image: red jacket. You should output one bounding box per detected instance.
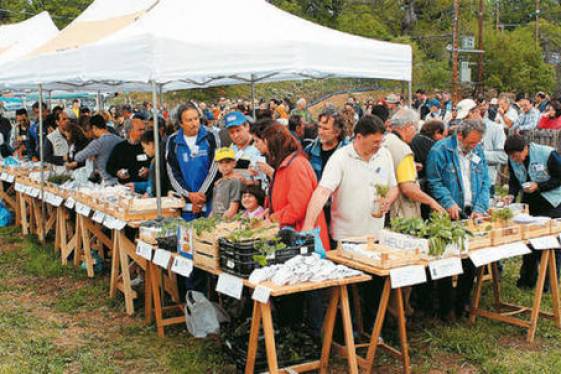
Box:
[269,153,330,250]
[538,115,561,130]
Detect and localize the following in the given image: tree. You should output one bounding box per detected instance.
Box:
[0,0,92,28]
[336,4,390,40]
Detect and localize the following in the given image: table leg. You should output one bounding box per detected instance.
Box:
[73,215,83,267]
[491,262,502,308]
[118,231,135,315]
[351,284,365,335]
[151,264,165,337]
[395,288,411,374]
[245,300,263,374]
[340,285,358,374]
[469,266,486,325]
[548,250,561,329]
[80,216,95,278]
[320,287,340,374]
[15,192,21,226]
[109,230,120,298]
[145,262,153,325]
[528,250,550,343]
[365,277,391,369]
[20,195,28,235]
[261,302,279,373]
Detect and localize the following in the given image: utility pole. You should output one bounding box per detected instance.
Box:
[535,0,540,46]
[477,0,485,97]
[496,0,500,31]
[452,0,460,103]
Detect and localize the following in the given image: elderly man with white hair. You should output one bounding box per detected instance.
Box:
[385,107,446,219]
[290,97,312,124]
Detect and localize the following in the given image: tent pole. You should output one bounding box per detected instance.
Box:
[158,84,163,109]
[152,81,162,218]
[251,74,256,119]
[408,80,413,107]
[47,90,52,109]
[97,90,103,112]
[38,84,46,243]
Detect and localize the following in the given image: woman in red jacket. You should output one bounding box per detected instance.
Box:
[261,124,330,250]
[537,99,561,130]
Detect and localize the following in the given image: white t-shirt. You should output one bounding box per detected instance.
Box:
[457,147,473,207]
[319,143,397,241]
[183,135,197,152]
[497,106,519,128]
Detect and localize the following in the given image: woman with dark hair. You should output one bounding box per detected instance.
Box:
[537,99,561,129]
[260,124,330,250]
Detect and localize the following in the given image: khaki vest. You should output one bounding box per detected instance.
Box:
[384,132,421,219]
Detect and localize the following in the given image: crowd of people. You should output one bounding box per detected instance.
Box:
[1,88,561,325]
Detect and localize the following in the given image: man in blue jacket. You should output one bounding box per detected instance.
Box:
[426,119,490,321]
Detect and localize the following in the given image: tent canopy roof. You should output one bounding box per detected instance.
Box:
[0,0,412,92]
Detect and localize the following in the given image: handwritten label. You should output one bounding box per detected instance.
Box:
[30,188,40,198]
[171,256,193,277]
[64,197,76,209]
[0,172,7,181]
[216,273,244,300]
[50,195,63,207]
[390,265,427,288]
[92,211,105,224]
[75,203,91,217]
[153,249,172,269]
[379,229,429,253]
[252,285,272,304]
[6,174,14,183]
[136,241,153,261]
[113,219,126,230]
[14,183,24,192]
[469,247,504,267]
[530,236,560,250]
[429,257,463,280]
[499,242,531,259]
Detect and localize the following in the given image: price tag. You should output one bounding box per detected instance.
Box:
[136,241,153,261]
[50,195,63,207]
[153,249,172,269]
[469,248,503,267]
[529,236,560,250]
[429,257,463,280]
[24,185,32,195]
[113,219,127,230]
[102,215,115,229]
[0,172,7,181]
[92,211,105,224]
[64,197,76,209]
[30,188,40,198]
[499,242,531,259]
[390,265,427,288]
[6,174,15,183]
[75,203,91,217]
[252,285,272,304]
[171,256,193,277]
[300,246,308,255]
[216,273,244,300]
[14,183,24,192]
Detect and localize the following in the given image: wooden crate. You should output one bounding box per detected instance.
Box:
[338,236,424,269]
[492,224,524,245]
[550,218,561,235]
[521,220,552,240]
[192,238,220,269]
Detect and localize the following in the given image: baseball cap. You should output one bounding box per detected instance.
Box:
[224,111,247,128]
[385,94,400,104]
[215,147,236,162]
[456,99,477,120]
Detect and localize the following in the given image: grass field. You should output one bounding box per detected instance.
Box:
[2,226,561,373]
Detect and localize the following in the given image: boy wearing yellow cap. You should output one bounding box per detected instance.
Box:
[211,147,242,219]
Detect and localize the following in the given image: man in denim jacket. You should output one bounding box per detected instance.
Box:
[426,119,490,320]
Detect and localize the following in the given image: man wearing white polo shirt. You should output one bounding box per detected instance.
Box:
[302,115,398,242]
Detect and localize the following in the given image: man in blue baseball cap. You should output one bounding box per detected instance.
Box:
[224,111,265,188]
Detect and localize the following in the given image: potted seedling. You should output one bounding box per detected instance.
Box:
[371,184,389,218]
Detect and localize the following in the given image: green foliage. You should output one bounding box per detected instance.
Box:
[336,5,390,40]
[484,25,556,93]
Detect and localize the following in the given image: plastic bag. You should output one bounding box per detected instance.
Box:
[184,291,220,338]
[0,200,13,227]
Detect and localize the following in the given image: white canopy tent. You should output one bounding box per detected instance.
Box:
[0,12,59,77]
[0,0,412,92]
[0,0,413,217]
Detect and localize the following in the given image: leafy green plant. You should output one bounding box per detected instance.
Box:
[252,238,287,266]
[491,208,514,224]
[47,174,72,185]
[375,184,389,198]
[191,216,221,236]
[495,184,510,198]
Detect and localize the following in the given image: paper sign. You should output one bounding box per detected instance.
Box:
[252,285,272,304]
[0,172,7,181]
[136,241,153,261]
[50,195,63,207]
[92,211,105,224]
[469,248,503,267]
[390,265,427,288]
[529,236,560,250]
[429,257,463,280]
[30,188,40,198]
[14,183,23,192]
[153,249,172,269]
[75,203,91,217]
[64,197,76,209]
[113,219,127,230]
[24,185,32,195]
[216,273,244,300]
[171,256,193,277]
[499,242,531,259]
[102,215,115,229]
[6,175,14,183]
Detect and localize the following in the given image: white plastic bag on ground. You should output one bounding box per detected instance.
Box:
[184,291,221,338]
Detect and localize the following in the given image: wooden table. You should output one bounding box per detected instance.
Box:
[0,177,18,223]
[327,251,412,374]
[468,248,561,343]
